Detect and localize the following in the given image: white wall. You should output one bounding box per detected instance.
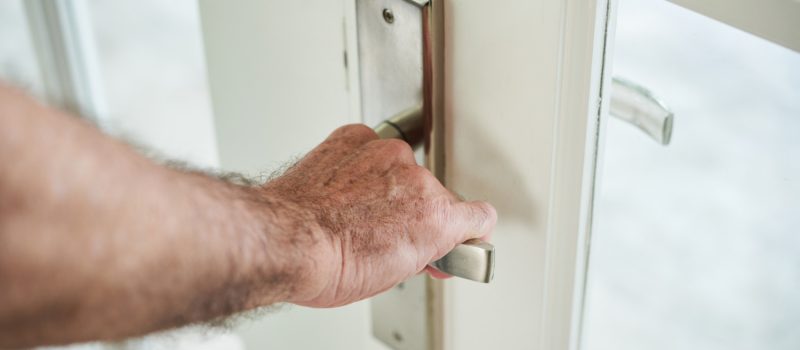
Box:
[199,0,358,176]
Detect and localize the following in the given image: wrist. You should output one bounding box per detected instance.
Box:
[237,183,334,306]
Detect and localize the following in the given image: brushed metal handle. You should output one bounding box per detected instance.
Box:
[374,107,495,283]
[374,105,424,147]
[430,239,494,283]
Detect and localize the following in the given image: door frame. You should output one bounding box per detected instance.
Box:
[434,1,616,349]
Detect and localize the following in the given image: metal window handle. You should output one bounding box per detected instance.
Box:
[610,77,675,145]
[374,107,495,283]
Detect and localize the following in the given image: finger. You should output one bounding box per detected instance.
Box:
[424,265,453,279]
[304,124,379,169]
[440,188,466,205]
[395,165,447,195]
[324,123,379,149]
[449,200,497,243]
[359,139,417,166]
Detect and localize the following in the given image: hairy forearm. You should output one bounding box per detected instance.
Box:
[0,85,309,347]
[0,78,497,347]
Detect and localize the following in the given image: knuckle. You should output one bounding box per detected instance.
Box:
[404,164,432,180]
[376,139,414,157]
[488,204,498,222]
[330,123,377,141]
[405,166,442,191]
[480,203,498,227]
[468,202,497,232]
[483,204,497,230]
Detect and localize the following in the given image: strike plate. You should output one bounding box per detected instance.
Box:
[357,0,426,127]
[356,0,438,349]
[370,276,430,350]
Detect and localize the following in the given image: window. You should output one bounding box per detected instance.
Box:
[0,0,45,98]
[582,1,800,349]
[1,1,234,349]
[86,0,218,168]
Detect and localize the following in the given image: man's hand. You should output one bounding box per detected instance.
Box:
[0,83,495,348]
[260,124,496,307]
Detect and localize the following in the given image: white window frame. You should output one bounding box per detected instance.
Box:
[669,0,800,53]
[438,1,615,349]
[24,0,106,123]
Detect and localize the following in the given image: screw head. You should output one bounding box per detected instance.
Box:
[382,8,394,24]
[392,330,403,342]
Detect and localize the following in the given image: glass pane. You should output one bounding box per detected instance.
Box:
[87,0,218,168]
[582,1,800,350]
[0,0,45,98]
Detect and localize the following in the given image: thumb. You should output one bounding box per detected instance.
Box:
[449,200,497,244]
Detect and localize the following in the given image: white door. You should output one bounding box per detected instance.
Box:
[200,0,613,349]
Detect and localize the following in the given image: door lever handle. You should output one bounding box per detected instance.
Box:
[374,105,425,148]
[374,107,495,283]
[430,239,494,283]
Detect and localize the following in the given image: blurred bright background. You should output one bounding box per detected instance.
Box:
[583,1,800,350]
[0,0,797,349]
[0,1,230,349]
[0,0,217,169]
